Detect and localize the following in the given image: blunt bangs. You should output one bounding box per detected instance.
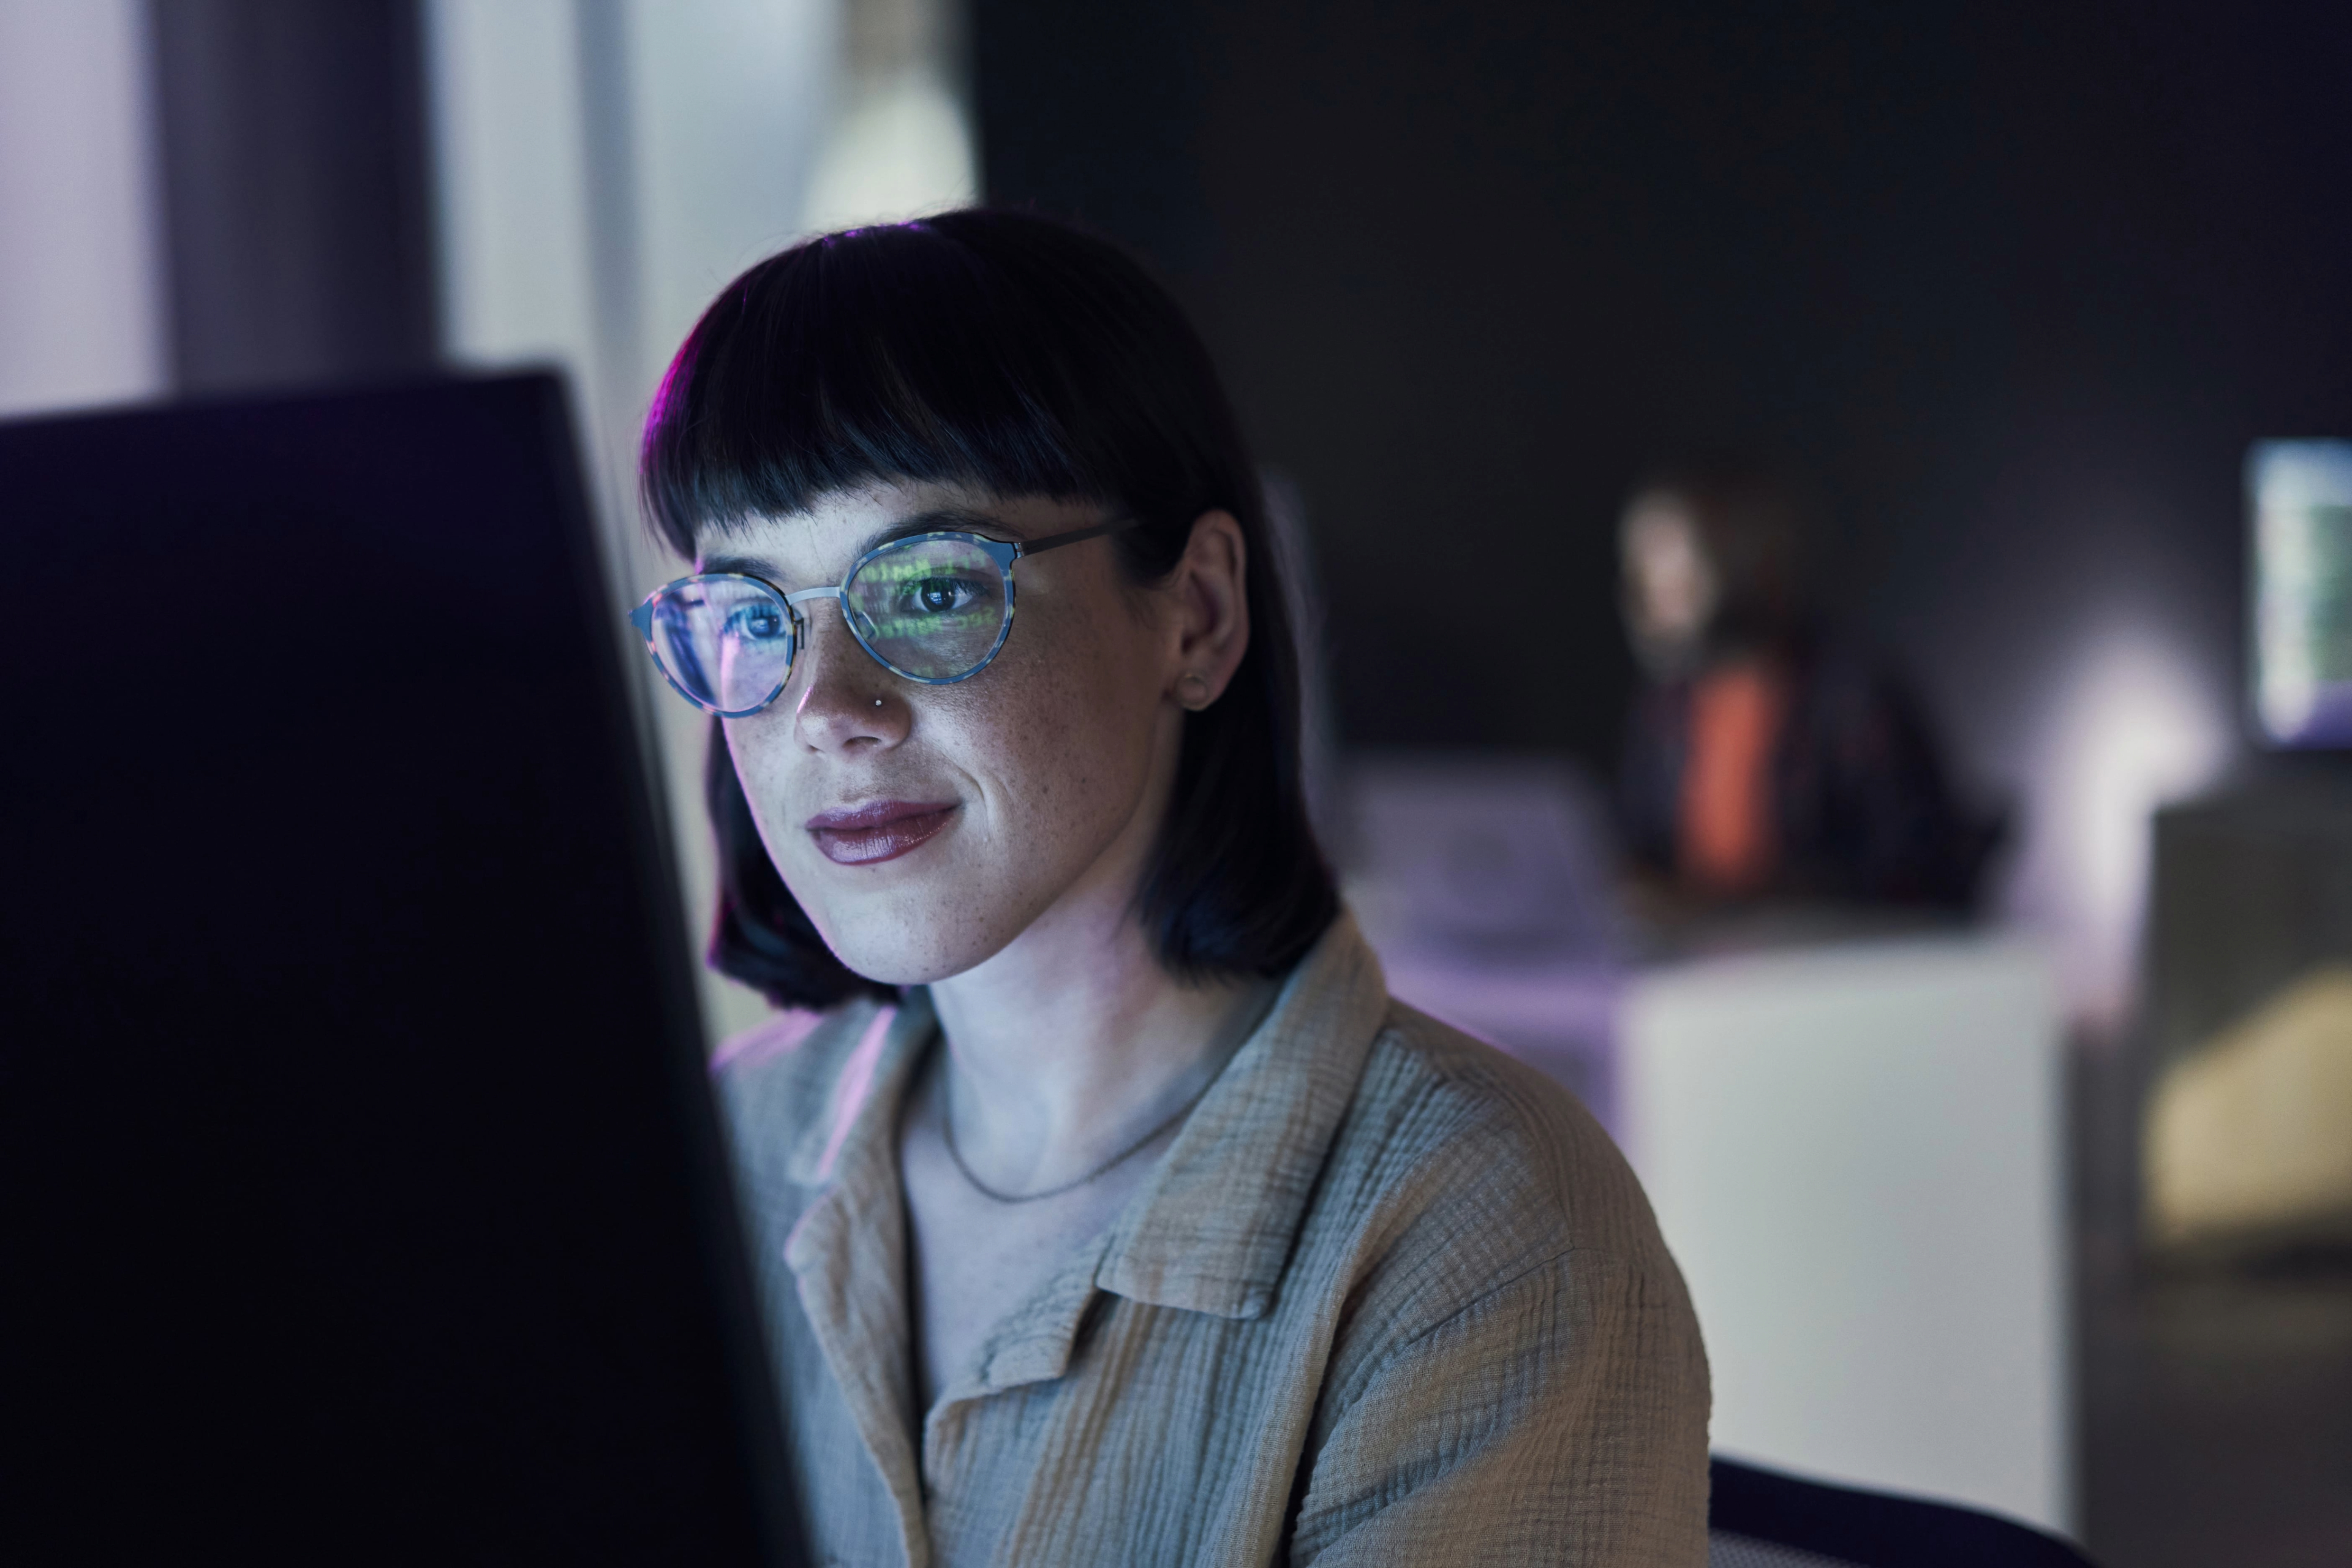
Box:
[642,209,1338,1011]
[645,214,1204,554]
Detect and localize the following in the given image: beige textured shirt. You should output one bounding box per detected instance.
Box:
[713,914,1710,1566]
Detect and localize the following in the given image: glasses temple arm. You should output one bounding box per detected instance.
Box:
[1013,516,1140,558]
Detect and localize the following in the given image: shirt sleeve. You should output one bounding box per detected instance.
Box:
[1286,1245,1711,1567]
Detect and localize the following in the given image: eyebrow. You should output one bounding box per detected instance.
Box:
[698,505,1023,583]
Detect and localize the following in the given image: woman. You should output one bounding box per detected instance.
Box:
[631,211,1708,1566]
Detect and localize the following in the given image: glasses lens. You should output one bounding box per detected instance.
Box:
[842,537,1011,680]
[649,576,796,714]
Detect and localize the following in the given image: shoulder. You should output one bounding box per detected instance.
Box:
[1287,999,1709,1539]
[1311,998,1693,1355]
[1351,1001,1659,1251]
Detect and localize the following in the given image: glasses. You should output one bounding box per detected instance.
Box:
[627,518,1135,717]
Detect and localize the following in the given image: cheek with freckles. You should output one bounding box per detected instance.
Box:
[728,560,1172,986]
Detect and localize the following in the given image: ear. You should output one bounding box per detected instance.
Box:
[1163,510,1250,710]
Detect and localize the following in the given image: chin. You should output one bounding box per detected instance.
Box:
[794,875,1019,989]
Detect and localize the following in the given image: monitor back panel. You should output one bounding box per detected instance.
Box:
[1,376,798,1565]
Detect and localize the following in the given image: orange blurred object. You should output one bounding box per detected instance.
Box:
[1679,659,1789,894]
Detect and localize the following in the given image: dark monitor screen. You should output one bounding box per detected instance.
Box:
[1,375,802,1565]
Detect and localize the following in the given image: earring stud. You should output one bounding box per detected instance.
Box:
[1176,672,1213,710]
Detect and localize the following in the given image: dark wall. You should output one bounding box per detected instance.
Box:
[151,0,439,393]
[976,0,2352,778]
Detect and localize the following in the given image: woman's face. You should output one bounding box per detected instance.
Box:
[704,480,1240,987]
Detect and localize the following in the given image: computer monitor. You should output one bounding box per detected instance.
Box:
[1,374,804,1565]
[2250,438,2352,747]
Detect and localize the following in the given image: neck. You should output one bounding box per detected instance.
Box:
[926,880,1271,1195]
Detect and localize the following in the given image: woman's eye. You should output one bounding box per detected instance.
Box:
[907,577,978,614]
[723,603,788,641]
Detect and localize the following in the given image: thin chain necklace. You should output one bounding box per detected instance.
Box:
[941,1069,1219,1205]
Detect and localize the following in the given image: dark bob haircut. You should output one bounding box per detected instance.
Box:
[640,208,1338,1011]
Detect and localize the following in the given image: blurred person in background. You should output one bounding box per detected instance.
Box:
[631,211,1710,1566]
[1617,464,1998,911]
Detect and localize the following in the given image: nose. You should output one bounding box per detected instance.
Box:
[790,601,908,754]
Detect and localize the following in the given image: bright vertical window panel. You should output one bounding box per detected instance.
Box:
[0,0,166,417]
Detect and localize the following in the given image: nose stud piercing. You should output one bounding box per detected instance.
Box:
[873,697,884,707]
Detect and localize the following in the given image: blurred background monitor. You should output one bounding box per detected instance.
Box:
[2251,439,2352,747]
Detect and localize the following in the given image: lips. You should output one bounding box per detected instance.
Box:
[804,799,960,865]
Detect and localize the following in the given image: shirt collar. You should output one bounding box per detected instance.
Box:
[782,991,932,1187]
[1095,912,1389,1319]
